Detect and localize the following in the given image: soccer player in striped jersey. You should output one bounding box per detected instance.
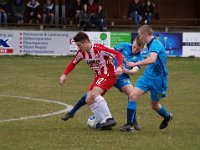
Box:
[61,36,145,131]
[59,32,123,130]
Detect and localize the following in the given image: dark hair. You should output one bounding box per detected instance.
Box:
[73,32,90,42]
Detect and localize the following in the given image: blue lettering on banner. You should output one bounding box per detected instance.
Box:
[23,50,54,54]
[0,39,10,47]
[21,32,69,55]
[23,37,51,41]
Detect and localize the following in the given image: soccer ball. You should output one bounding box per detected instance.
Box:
[87,115,101,129]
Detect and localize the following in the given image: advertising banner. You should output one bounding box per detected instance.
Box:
[132,32,183,57]
[110,32,131,48]
[0,31,111,56]
[0,31,19,55]
[183,33,200,57]
[1,30,199,57]
[68,32,111,55]
[0,30,70,56]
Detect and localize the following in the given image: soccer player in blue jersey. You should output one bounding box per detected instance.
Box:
[61,36,145,130]
[120,25,173,132]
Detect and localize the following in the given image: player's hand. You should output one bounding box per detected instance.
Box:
[59,74,66,85]
[127,62,136,67]
[116,66,123,75]
[122,68,129,74]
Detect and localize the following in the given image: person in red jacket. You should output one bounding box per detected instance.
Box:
[59,32,123,130]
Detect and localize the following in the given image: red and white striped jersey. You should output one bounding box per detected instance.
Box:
[65,44,122,78]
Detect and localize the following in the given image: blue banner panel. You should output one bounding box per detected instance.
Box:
[132,33,183,57]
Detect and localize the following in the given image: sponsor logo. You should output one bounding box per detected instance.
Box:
[0,39,13,54]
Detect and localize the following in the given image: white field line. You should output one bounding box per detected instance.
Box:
[0,94,73,123]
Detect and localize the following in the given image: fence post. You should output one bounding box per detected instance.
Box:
[55,0,59,25]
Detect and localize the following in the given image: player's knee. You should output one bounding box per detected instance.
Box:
[85,93,96,105]
[85,98,94,105]
[151,105,157,111]
[90,92,97,100]
[151,102,160,111]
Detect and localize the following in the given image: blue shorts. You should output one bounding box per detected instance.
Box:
[114,74,132,90]
[135,75,168,101]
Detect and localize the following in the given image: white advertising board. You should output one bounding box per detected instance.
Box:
[0,31,19,55]
[1,30,199,57]
[68,32,111,55]
[0,31,111,56]
[183,33,200,57]
[0,30,70,56]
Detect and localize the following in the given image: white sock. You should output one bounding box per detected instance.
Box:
[89,101,106,124]
[95,95,112,120]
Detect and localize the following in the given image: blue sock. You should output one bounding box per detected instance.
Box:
[70,93,87,114]
[157,105,170,119]
[127,100,137,126]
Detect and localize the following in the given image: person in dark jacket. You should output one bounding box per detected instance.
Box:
[127,0,143,25]
[71,0,83,23]
[78,4,91,31]
[143,0,154,25]
[43,0,55,24]
[25,0,41,23]
[10,0,25,23]
[94,4,107,31]
[0,0,8,24]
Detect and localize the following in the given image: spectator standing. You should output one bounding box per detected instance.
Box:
[127,0,143,25]
[43,0,55,24]
[78,4,91,31]
[143,0,154,25]
[25,0,41,23]
[0,0,8,24]
[10,0,25,24]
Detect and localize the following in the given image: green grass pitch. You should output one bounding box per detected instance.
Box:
[0,56,200,150]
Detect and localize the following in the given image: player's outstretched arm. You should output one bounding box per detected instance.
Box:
[123,66,139,75]
[127,52,158,67]
[59,74,66,85]
[59,62,76,85]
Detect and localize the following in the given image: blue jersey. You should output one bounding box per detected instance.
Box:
[113,42,144,90]
[114,42,143,71]
[144,38,168,79]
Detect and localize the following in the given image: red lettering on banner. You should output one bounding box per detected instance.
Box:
[0,48,13,53]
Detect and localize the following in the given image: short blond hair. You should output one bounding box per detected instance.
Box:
[138,25,153,36]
